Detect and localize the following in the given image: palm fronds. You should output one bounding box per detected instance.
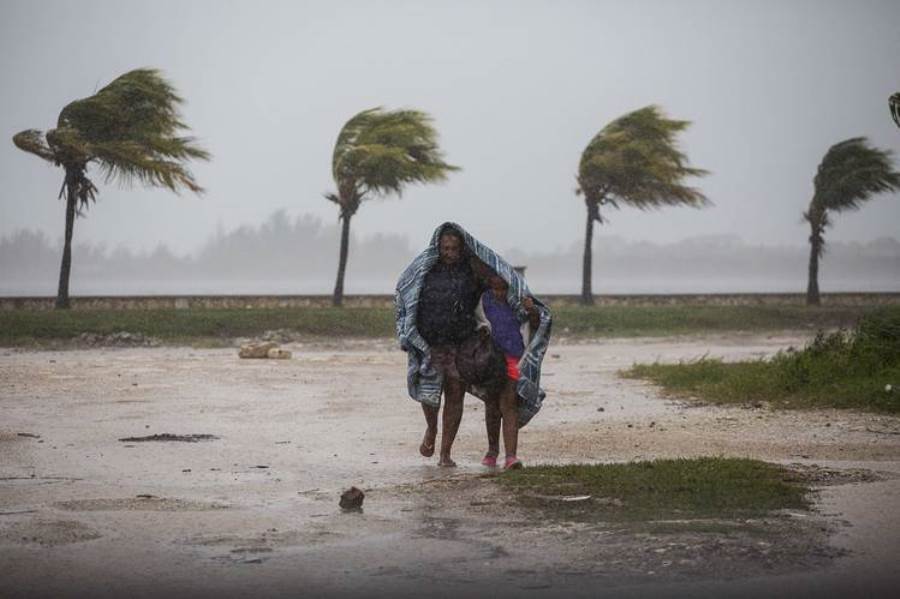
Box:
[12,129,56,162]
[330,107,459,215]
[12,68,209,204]
[812,137,900,214]
[577,105,709,212]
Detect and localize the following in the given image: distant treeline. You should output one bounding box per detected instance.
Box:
[2,210,898,295]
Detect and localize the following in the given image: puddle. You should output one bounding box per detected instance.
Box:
[117,433,220,443]
[54,496,230,511]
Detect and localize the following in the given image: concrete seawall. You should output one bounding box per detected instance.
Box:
[3,292,900,311]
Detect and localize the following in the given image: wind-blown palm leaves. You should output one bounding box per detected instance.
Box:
[576,105,709,304]
[891,93,900,129]
[12,68,209,308]
[804,137,900,305]
[326,107,459,306]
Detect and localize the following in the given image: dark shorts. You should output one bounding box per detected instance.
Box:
[430,344,463,381]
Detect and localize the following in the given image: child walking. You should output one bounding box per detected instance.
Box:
[480,274,541,469]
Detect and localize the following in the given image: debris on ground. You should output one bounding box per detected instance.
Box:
[238,342,291,359]
[76,332,160,347]
[238,342,277,358]
[782,464,886,486]
[339,487,365,510]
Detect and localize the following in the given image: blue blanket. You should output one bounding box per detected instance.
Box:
[394,222,552,427]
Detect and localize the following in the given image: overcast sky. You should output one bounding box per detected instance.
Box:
[2,0,898,257]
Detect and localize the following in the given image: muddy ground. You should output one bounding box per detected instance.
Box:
[1,334,899,598]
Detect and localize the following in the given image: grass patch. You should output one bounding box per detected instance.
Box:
[554,304,883,338]
[0,307,395,345]
[0,304,890,346]
[497,457,810,522]
[623,309,900,413]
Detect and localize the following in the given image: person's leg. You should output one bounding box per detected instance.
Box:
[438,376,465,467]
[421,345,450,459]
[482,397,500,466]
[420,403,438,457]
[498,378,521,468]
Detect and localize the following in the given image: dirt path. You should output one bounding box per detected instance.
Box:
[1,335,898,598]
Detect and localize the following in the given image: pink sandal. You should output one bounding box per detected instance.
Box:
[504,455,523,470]
[482,454,498,467]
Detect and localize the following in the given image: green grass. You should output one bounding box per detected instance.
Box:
[0,304,890,346]
[497,457,810,522]
[554,304,884,338]
[623,309,900,413]
[0,307,395,345]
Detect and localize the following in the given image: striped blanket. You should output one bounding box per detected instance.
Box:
[394,222,552,427]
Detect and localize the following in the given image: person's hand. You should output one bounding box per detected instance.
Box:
[522,296,536,312]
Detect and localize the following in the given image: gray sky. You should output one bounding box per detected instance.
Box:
[2,0,899,257]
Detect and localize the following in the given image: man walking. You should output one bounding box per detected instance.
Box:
[413,225,484,466]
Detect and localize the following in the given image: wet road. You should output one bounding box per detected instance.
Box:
[1,336,898,598]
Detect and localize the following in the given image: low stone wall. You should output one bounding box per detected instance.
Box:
[2,292,899,311]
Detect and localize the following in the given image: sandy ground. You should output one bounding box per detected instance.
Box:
[1,334,899,598]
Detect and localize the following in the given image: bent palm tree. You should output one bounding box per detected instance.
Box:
[576,105,709,304]
[12,68,209,309]
[804,138,900,305]
[326,107,459,306]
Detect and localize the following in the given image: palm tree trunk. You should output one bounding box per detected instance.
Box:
[581,202,595,306]
[332,211,352,307]
[55,173,77,310]
[806,228,821,306]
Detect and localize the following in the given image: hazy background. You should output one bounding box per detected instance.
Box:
[2,211,898,295]
[2,0,899,295]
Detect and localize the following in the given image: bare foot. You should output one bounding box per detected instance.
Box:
[438,456,457,468]
[419,429,436,457]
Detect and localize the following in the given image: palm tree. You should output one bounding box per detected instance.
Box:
[12,68,209,309]
[576,105,709,304]
[804,137,900,305]
[326,107,459,306]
